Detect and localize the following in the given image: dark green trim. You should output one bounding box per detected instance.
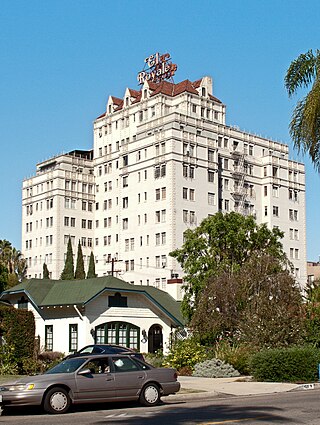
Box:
[95,321,140,351]
[45,325,53,351]
[69,323,78,352]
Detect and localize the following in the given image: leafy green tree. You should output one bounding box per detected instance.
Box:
[87,251,97,279]
[60,237,74,280]
[75,241,85,280]
[192,255,304,348]
[170,212,285,320]
[285,49,320,169]
[304,279,320,346]
[43,263,50,279]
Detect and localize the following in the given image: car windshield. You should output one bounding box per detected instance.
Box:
[45,358,87,374]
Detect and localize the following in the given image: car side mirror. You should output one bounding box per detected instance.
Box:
[78,368,92,375]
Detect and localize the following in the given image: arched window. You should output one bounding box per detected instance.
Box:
[95,321,140,350]
[18,296,28,309]
[108,292,127,307]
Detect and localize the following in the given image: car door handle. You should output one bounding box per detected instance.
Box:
[138,376,144,379]
[105,377,115,381]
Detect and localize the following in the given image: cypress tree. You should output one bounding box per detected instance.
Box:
[60,236,74,280]
[75,241,85,280]
[43,263,50,279]
[87,251,97,279]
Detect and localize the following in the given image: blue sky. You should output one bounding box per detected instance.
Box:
[1,0,320,260]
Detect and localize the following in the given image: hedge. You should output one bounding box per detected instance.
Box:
[250,346,320,383]
[0,305,35,361]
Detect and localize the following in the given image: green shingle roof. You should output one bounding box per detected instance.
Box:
[1,276,184,327]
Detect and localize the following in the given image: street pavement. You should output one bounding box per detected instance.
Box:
[163,375,317,402]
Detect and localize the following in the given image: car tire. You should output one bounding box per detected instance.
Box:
[139,383,160,406]
[43,387,71,414]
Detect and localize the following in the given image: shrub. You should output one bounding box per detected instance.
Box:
[165,338,207,371]
[213,340,254,375]
[193,358,240,378]
[37,351,65,372]
[0,344,18,375]
[143,352,165,368]
[21,358,43,375]
[0,305,35,362]
[250,346,320,382]
[178,366,193,376]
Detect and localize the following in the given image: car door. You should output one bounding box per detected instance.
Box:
[75,358,116,402]
[110,356,147,399]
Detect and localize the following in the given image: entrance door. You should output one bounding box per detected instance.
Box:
[148,325,163,353]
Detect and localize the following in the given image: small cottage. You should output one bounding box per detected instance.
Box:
[0,276,184,355]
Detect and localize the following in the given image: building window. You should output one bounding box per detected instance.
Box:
[208,170,215,183]
[108,293,128,307]
[183,187,188,199]
[18,296,28,309]
[273,206,279,217]
[208,149,215,162]
[95,321,139,350]
[45,325,53,351]
[123,175,128,188]
[183,210,188,222]
[208,192,215,205]
[122,197,128,208]
[289,209,298,221]
[69,324,78,352]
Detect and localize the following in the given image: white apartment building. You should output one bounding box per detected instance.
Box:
[22,150,95,279]
[22,74,307,294]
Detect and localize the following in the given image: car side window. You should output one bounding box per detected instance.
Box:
[84,359,110,374]
[111,357,139,373]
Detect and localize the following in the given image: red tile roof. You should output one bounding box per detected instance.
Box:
[209,93,222,103]
[95,78,222,118]
[128,89,141,98]
[149,79,199,97]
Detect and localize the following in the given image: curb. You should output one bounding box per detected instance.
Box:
[162,390,219,402]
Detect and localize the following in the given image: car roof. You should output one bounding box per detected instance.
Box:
[69,353,137,360]
[82,344,133,350]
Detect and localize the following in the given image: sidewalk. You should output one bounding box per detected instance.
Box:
[163,376,311,401]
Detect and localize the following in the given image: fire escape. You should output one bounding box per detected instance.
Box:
[231,146,256,217]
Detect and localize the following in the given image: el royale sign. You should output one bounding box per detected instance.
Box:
[137,52,177,85]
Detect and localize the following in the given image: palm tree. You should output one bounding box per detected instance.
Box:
[285,49,320,169]
[0,240,27,287]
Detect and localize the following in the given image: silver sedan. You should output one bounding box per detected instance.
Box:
[0,354,180,414]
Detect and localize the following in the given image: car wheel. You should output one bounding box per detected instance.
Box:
[43,387,71,414]
[139,383,160,406]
